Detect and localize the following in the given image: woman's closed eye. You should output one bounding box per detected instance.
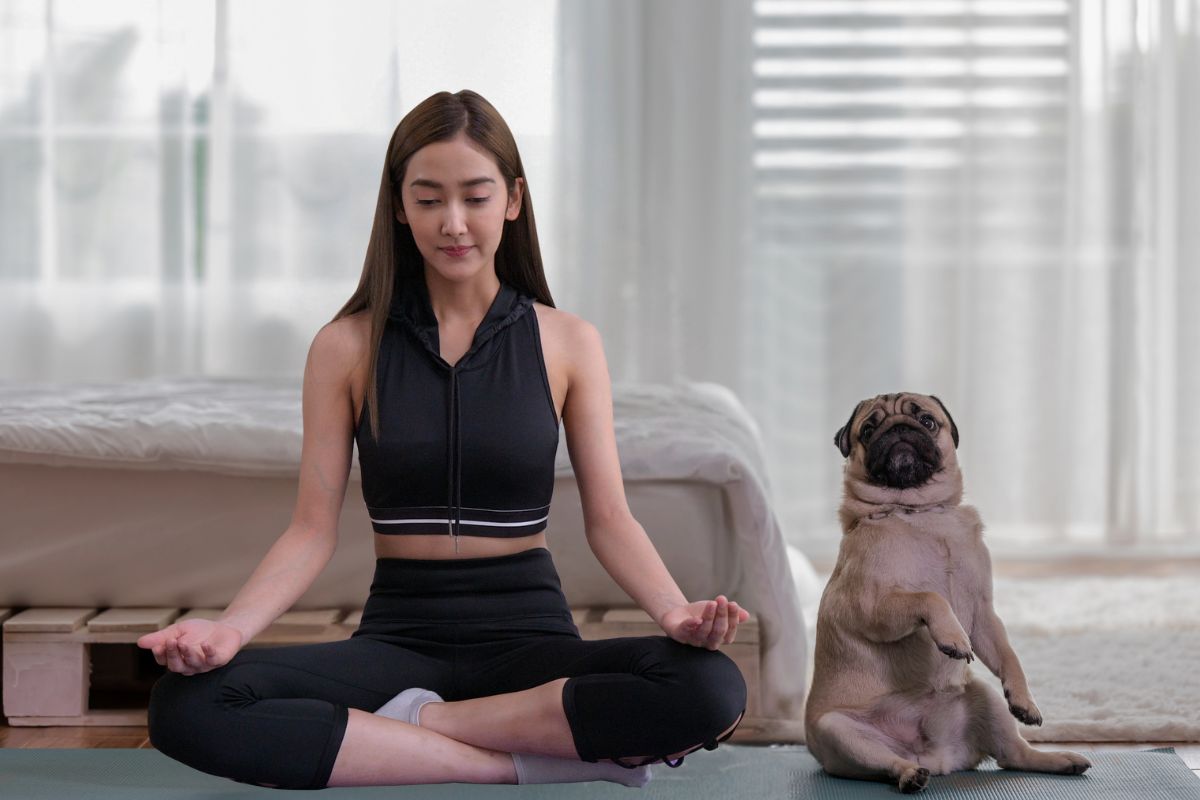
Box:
[414,196,490,206]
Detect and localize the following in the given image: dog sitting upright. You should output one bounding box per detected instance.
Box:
[805,392,1090,794]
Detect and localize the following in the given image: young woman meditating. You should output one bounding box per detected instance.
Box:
[140,90,749,790]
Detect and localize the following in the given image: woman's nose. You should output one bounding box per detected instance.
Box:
[441,203,468,237]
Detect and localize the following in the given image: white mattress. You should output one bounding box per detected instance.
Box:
[0,377,808,727]
[0,466,731,610]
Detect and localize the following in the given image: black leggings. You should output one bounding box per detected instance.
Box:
[147,547,747,790]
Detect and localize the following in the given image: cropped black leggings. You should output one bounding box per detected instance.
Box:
[147,547,747,790]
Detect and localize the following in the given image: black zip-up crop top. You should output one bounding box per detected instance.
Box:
[354,275,560,545]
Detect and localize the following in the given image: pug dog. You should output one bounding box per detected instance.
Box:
[805,393,1090,794]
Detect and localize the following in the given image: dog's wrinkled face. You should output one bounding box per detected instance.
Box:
[835,393,959,490]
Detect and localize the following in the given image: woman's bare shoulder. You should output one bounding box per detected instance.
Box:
[304,309,369,391]
[307,311,373,419]
[312,309,371,367]
[532,302,600,352]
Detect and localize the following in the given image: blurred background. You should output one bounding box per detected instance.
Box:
[2,0,1198,561]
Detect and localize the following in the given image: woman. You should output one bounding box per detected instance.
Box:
[140,90,749,790]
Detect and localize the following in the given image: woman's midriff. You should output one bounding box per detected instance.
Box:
[373,531,550,560]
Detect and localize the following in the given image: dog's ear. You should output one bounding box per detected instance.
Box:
[834,400,864,458]
[930,395,959,448]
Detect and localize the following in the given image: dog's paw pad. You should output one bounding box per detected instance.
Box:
[899,766,931,794]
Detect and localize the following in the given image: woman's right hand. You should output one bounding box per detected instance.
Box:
[136,618,244,676]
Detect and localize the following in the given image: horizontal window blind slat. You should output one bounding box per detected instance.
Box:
[754,105,1065,119]
[754,122,1065,138]
[753,185,1065,200]
[751,225,1068,241]
[756,26,1066,44]
[753,14,1068,28]
[754,152,1064,168]
[755,190,1066,203]
[754,45,1068,60]
[755,58,1068,77]
[754,1,1067,19]
[743,246,1071,265]
[753,196,1065,212]
[753,74,1068,88]
[751,203,1067,222]
[754,217,1065,230]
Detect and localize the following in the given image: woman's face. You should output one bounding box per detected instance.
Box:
[396,132,523,284]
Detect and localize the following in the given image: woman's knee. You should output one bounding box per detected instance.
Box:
[147,660,347,790]
[147,670,217,757]
[147,664,255,775]
[671,645,748,735]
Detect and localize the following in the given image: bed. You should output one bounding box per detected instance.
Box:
[0,378,810,737]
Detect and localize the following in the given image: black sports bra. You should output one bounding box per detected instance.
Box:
[354,275,560,542]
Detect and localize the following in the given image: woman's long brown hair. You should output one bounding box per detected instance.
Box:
[331,90,554,442]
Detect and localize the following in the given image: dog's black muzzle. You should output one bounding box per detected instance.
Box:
[866,423,942,489]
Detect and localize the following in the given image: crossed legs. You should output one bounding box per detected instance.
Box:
[416,677,745,762]
[149,632,747,789]
[327,677,744,788]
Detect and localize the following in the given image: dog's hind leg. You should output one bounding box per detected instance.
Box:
[809,711,931,794]
[964,679,1091,775]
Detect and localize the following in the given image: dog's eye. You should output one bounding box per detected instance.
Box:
[860,425,876,442]
[920,414,937,431]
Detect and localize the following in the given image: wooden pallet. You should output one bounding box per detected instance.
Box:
[2,606,767,738]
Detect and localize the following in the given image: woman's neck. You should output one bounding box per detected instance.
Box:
[422,266,501,329]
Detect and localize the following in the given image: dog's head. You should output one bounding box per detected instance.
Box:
[834,392,963,514]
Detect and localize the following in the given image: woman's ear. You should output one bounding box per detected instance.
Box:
[393,189,408,225]
[505,177,524,221]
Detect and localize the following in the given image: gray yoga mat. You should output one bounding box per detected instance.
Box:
[0,744,1197,798]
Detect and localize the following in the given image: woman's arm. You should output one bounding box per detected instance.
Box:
[138,317,362,673]
[560,318,749,650]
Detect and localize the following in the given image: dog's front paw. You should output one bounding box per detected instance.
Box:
[931,619,974,662]
[934,629,974,662]
[936,641,974,662]
[1004,687,1043,726]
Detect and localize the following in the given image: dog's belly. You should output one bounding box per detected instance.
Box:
[820,688,985,774]
[808,624,972,719]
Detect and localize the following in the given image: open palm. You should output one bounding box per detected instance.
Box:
[660,595,750,650]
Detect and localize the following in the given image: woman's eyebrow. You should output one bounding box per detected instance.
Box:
[409,177,496,189]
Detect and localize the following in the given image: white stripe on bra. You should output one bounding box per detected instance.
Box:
[370,514,551,528]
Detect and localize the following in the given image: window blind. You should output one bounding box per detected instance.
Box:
[751,0,1070,265]
[744,0,1072,543]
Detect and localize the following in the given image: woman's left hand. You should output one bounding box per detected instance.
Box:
[660,595,750,650]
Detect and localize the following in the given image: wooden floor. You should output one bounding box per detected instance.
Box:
[1,721,1196,781]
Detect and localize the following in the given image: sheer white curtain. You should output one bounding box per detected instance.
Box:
[556,0,1200,554]
[0,0,557,381]
[555,0,753,391]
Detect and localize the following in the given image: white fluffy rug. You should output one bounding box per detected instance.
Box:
[981,575,1200,742]
[793,560,1200,742]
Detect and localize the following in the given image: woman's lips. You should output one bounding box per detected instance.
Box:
[440,245,473,258]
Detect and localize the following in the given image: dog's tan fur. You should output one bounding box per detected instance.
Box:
[805,392,1090,794]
